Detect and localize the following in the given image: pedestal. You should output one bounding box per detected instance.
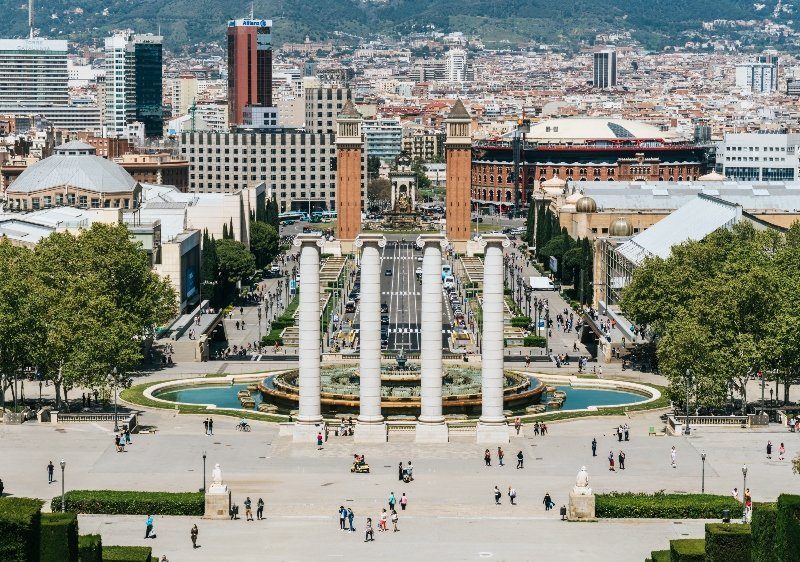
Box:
[567,492,596,521]
[292,422,325,443]
[476,422,510,444]
[204,489,231,519]
[354,422,388,443]
[415,422,449,443]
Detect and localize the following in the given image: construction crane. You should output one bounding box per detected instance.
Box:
[189,98,197,132]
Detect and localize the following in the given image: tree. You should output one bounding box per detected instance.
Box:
[265,195,280,228]
[215,239,256,301]
[367,155,381,179]
[368,178,391,204]
[249,222,279,268]
[200,230,219,304]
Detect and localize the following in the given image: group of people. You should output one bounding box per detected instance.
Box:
[202,418,215,435]
[608,450,627,471]
[766,440,785,461]
[113,431,131,452]
[483,448,525,469]
[341,494,405,541]
[80,391,99,408]
[398,461,414,482]
[242,497,265,521]
[616,424,630,442]
[493,485,517,505]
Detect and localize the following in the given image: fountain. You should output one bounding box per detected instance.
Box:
[382,153,421,230]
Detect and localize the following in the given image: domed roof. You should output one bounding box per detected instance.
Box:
[575,196,597,213]
[697,170,726,181]
[609,217,634,237]
[565,190,583,204]
[7,151,137,195]
[541,174,567,188]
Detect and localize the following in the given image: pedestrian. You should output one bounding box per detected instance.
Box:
[508,486,517,505]
[624,423,629,441]
[317,432,323,449]
[525,355,530,367]
[484,448,491,466]
[400,493,408,511]
[203,418,209,434]
[670,445,677,468]
[398,461,403,481]
[388,492,396,511]
[82,393,86,407]
[534,422,539,436]
[190,524,198,549]
[0,478,4,496]
[125,427,132,445]
[608,451,615,471]
[347,508,355,532]
[47,461,54,484]
[731,487,738,500]
[494,486,502,505]
[391,509,399,532]
[543,492,553,510]
[365,518,375,542]
[767,440,772,459]
[779,442,785,461]
[516,450,524,469]
[617,425,623,442]
[257,498,264,520]
[145,515,154,539]
[514,417,521,435]
[619,450,626,470]
[379,509,388,531]
[591,438,597,457]
[541,423,548,436]
[498,447,505,467]
[244,497,253,521]
[208,418,213,435]
[339,506,346,530]
[114,433,121,452]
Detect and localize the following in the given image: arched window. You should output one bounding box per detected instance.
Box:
[608,177,614,181]
[677,176,683,182]
[506,175,513,184]
[539,176,546,183]
[506,190,512,201]
[668,176,674,181]
[489,175,494,183]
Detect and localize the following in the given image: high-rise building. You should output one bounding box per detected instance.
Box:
[362,118,403,161]
[305,86,351,133]
[171,75,199,117]
[445,48,468,82]
[593,48,617,89]
[0,38,68,106]
[736,53,779,94]
[104,33,163,138]
[227,18,273,126]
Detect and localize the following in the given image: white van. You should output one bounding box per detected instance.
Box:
[443,275,455,290]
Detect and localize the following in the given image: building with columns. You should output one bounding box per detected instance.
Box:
[445,100,473,251]
[335,99,364,249]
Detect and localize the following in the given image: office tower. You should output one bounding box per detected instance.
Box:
[171,74,199,117]
[305,86,351,134]
[445,48,468,82]
[593,48,617,88]
[736,52,779,94]
[227,18,273,126]
[0,38,68,106]
[104,34,133,136]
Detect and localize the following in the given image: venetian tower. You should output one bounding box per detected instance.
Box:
[445,99,472,252]
[335,99,364,251]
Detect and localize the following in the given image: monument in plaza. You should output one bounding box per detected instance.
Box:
[383,152,420,230]
[568,466,596,521]
[204,463,232,519]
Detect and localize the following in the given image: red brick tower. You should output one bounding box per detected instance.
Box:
[445,99,473,251]
[335,99,363,248]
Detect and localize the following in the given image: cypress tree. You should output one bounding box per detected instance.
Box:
[222,222,229,240]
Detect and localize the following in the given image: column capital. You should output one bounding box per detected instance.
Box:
[478,233,511,249]
[293,233,325,248]
[354,233,387,249]
[415,233,448,250]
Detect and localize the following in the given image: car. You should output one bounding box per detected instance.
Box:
[381,315,390,325]
[381,302,389,313]
[415,267,423,276]
[416,256,423,262]
[385,269,393,276]
[344,300,356,313]
[454,312,465,321]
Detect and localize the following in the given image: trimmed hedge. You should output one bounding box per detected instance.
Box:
[40,512,78,562]
[511,316,531,328]
[650,550,671,562]
[54,491,204,516]
[704,523,751,562]
[776,494,800,561]
[101,546,152,562]
[669,539,705,562]
[0,497,43,562]
[596,492,742,519]
[523,335,546,348]
[751,503,779,562]
[79,534,103,562]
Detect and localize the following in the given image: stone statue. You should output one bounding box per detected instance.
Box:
[208,463,228,494]
[212,463,223,485]
[572,466,592,495]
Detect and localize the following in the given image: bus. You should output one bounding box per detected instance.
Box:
[311,210,337,221]
[279,211,309,223]
[441,264,452,280]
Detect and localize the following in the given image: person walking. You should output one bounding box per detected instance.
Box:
[364,518,374,542]
[400,493,408,511]
[190,524,198,549]
[617,425,623,442]
[779,443,785,461]
[256,498,264,520]
[398,461,404,481]
[47,461,54,484]
[494,486,502,505]
[767,440,772,459]
[203,418,209,435]
[388,492,396,511]
[608,451,615,471]
[484,449,491,466]
[347,508,355,532]
[208,418,213,435]
[379,509,388,531]
[516,450,524,469]
[508,486,517,505]
[339,506,346,530]
[670,446,677,468]
[624,423,630,441]
[591,438,597,457]
[244,497,253,521]
[391,509,399,532]
[514,417,522,435]
[618,450,626,470]
[317,432,323,450]
[145,515,154,539]
[543,492,554,511]
[497,447,505,467]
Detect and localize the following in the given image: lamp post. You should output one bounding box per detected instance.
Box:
[701,452,706,493]
[111,367,119,432]
[258,307,262,340]
[59,459,66,512]
[742,465,747,502]
[684,368,692,435]
[202,451,207,492]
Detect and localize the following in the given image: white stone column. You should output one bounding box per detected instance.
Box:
[292,233,325,442]
[354,234,388,442]
[477,233,510,444]
[415,233,449,443]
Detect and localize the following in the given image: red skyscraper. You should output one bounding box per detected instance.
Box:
[227,18,272,126]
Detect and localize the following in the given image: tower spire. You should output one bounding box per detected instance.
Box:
[28,0,34,38]
[250,1,254,19]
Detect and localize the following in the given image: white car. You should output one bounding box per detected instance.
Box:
[415,267,423,276]
[443,275,455,290]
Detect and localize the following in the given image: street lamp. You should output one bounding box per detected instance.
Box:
[202,451,207,492]
[701,452,706,493]
[111,367,119,432]
[684,368,692,435]
[59,459,66,512]
[741,464,747,501]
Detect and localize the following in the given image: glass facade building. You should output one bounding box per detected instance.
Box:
[133,38,163,138]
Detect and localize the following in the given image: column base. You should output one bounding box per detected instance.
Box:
[292,421,326,443]
[415,422,449,443]
[354,421,387,443]
[476,421,510,444]
[203,489,231,519]
[568,492,596,521]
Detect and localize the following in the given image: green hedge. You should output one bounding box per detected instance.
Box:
[704,523,751,562]
[669,539,705,561]
[523,335,546,348]
[101,546,152,562]
[751,503,778,562]
[596,492,742,519]
[511,316,531,328]
[651,550,671,562]
[40,512,78,562]
[54,491,204,516]
[79,534,103,562]
[776,494,800,561]
[0,497,43,562]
